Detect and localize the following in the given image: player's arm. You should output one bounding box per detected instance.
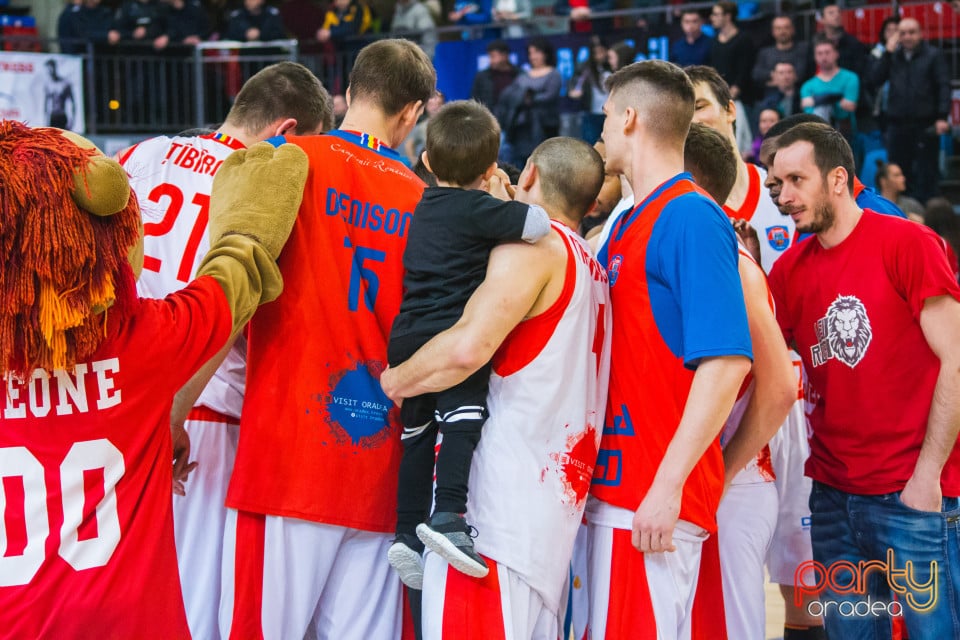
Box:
[721,254,795,489]
[380,239,555,400]
[902,294,960,511]
[633,199,752,554]
[633,355,750,553]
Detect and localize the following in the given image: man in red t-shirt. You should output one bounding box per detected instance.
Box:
[767,122,960,640]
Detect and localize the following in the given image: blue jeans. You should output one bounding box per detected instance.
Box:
[808,481,960,640]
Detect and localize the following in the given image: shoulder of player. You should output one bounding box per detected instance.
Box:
[491,225,566,272]
[659,191,732,235]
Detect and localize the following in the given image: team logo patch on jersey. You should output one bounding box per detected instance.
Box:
[607,254,623,286]
[810,295,873,368]
[317,362,395,447]
[766,225,790,251]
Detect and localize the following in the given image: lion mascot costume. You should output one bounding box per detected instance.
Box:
[0,121,307,638]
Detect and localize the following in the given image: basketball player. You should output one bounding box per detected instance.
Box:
[116,61,331,640]
[220,40,435,640]
[381,136,612,638]
[683,117,798,640]
[587,60,752,639]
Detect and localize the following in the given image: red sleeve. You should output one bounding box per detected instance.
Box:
[132,275,233,390]
[891,224,960,320]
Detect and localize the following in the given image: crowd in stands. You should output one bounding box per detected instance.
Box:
[50,0,958,206]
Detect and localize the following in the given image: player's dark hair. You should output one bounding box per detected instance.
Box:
[226,61,332,135]
[684,65,732,113]
[426,100,500,187]
[776,122,855,193]
[765,113,828,140]
[684,122,738,205]
[349,39,436,117]
[605,59,695,145]
[529,137,604,221]
[714,1,737,21]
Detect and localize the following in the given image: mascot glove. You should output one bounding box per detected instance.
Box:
[209,141,309,260]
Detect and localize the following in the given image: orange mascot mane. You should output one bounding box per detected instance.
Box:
[0,121,140,377]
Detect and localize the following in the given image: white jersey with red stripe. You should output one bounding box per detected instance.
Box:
[465,221,612,614]
[119,132,246,418]
[724,164,795,274]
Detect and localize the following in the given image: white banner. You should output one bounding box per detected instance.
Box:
[0,52,85,134]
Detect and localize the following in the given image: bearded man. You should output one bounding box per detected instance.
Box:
[766,122,960,640]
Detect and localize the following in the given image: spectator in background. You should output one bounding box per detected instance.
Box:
[491,0,531,39]
[747,107,780,164]
[227,0,287,41]
[877,161,926,221]
[607,40,635,73]
[279,0,326,46]
[866,16,899,130]
[471,39,519,113]
[58,0,114,53]
[757,61,802,119]
[819,3,866,78]
[448,0,491,34]
[317,0,372,44]
[496,37,561,166]
[108,0,165,46]
[868,17,950,203]
[332,93,347,126]
[752,16,810,96]
[801,37,858,142]
[671,10,711,68]
[158,0,210,49]
[403,90,444,164]
[923,197,960,279]
[568,35,610,144]
[707,1,754,104]
[390,0,436,59]
[553,0,613,34]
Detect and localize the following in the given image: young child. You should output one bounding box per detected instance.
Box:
[386,100,549,588]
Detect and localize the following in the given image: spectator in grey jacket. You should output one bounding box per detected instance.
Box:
[752,16,810,94]
[390,0,436,58]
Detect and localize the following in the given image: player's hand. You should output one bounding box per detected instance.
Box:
[900,474,943,512]
[172,422,198,496]
[732,218,762,265]
[208,141,309,259]
[380,365,403,406]
[631,484,681,553]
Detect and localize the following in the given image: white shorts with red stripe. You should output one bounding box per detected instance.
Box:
[766,398,814,585]
[421,552,560,640]
[174,406,239,640]
[716,482,779,640]
[220,511,403,640]
[587,520,706,640]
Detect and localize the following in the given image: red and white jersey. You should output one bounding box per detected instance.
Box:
[721,245,777,486]
[724,163,795,274]
[119,132,247,418]
[466,222,612,614]
[0,276,231,639]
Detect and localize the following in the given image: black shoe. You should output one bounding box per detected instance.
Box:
[387,532,426,590]
[416,512,489,578]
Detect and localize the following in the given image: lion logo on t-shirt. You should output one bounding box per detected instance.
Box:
[824,295,872,368]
